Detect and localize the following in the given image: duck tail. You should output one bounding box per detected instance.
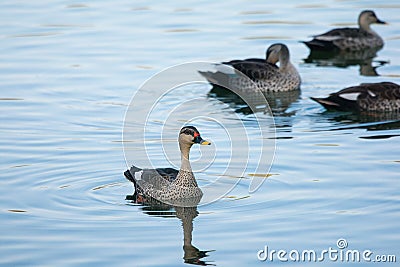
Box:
[310,97,338,109]
[198,70,230,87]
[301,40,319,50]
[198,71,218,84]
[310,96,356,111]
[124,165,142,184]
[124,169,135,183]
[302,40,337,51]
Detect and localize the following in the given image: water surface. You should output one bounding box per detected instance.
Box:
[1,0,399,266]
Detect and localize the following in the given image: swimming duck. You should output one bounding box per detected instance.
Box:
[311,82,400,112]
[124,126,211,205]
[303,10,386,51]
[199,43,301,92]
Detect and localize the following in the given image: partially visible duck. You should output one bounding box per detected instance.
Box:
[199,43,301,92]
[311,82,400,112]
[124,126,211,206]
[303,10,386,51]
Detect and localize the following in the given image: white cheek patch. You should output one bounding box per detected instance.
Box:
[135,170,143,181]
[339,92,361,101]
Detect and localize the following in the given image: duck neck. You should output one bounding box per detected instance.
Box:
[280,55,298,78]
[284,61,298,76]
[359,18,373,34]
[175,143,198,187]
[179,143,192,172]
[278,47,290,71]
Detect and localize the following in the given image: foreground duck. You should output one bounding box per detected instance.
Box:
[311,82,400,112]
[199,43,301,92]
[124,126,211,205]
[303,10,386,51]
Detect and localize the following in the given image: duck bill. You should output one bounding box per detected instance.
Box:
[200,139,211,145]
[376,19,387,24]
[194,136,211,145]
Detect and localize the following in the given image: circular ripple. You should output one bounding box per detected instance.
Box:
[123,62,276,206]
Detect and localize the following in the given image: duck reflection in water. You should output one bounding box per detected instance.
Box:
[318,111,400,132]
[126,195,215,266]
[303,47,388,76]
[208,85,300,116]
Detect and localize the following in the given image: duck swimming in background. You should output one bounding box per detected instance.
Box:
[311,82,400,112]
[199,43,301,92]
[303,10,386,51]
[124,126,211,206]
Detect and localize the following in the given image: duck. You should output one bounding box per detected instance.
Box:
[199,43,301,92]
[311,82,400,112]
[124,126,211,205]
[302,10,386,51]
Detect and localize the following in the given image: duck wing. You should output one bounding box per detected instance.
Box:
[303,28,371,50]
[315,28,364,40]
[357,82,400,96]
[154,167,179,183]
[226,60,279,81]
[199,59,277,88]
[335,82,400,102]
[124,166,179,195]
[222,58,265,65]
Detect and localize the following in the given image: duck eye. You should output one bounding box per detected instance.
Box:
[182,129,193,136]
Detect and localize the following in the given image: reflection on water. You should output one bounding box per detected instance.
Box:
[334,111,400,126]
[208,85,300,116]
[303,47,388,76]
[2,0,400,265]
[208,85,300,133]
[209,80,400,136]
[127,194,215,266]
[312,110,400,134]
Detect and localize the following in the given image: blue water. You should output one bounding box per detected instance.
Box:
[1,0,399,266]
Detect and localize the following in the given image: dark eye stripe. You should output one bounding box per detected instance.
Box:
[180,126,200,137]
[182,129,192,136]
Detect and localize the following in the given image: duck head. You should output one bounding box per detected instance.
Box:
[179,126,211,147]
[359,10,386,28]
[266,43,290,65]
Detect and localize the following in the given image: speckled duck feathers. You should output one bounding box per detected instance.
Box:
[199,43,301,92]
[124,126,211,206]
[311,82,400,112]
[303,10,386,51]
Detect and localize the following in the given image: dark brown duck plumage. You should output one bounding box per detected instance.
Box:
[311,82,400,112]
[124,126,211,206]
[199,43,301,92]
[303,10,386,51]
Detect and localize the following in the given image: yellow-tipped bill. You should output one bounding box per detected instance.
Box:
[200,140,211,145]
